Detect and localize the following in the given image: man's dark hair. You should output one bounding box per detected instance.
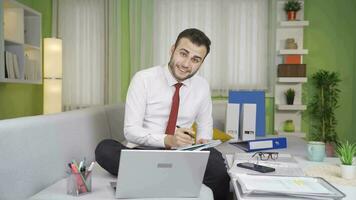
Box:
[174,28,211,57]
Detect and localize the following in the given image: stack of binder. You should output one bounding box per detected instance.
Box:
[232,174,345,200]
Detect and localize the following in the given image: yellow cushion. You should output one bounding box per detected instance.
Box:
[212,127,233,142]
[192,123,232,142]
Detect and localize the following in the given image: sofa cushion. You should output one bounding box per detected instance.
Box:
[0,107,112,200]
[104,104,125,142]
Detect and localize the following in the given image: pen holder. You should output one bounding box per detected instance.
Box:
[67,171,92,196]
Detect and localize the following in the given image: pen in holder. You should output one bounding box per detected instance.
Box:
[67,161,93,196]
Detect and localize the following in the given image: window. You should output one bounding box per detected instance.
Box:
[152,0,269,96]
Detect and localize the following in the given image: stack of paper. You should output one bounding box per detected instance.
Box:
[176,140,222,151]
[233,174,345,200]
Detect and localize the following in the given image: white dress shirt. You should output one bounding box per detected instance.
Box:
[124,65,213,147]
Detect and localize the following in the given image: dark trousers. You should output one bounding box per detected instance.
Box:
[95,139,230,200]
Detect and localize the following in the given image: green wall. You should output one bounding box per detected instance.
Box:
[2,1,355,144]
[0,0,52,120]
[303,0,356,143]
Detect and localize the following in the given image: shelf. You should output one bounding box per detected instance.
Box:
[279,20,309,27]
[277,77,307,83]
[0,78,42,84]
[1,0,42,84]
[276,131,306,138]
[24,43,40,50]
[276,104,307,111]
[274,1,307,143]
[279,49,308,55]
[5,39,23,45]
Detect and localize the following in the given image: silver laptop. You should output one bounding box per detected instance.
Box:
[114,150,210,199]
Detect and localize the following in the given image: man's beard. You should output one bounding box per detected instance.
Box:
[168,57,198,82]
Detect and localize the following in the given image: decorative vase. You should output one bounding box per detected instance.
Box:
[283,120,295,132]
[287,11,297,20]
[340,164,356,179]
[307,141,325,162]
[325,142,335,157]
[286,38,298,49]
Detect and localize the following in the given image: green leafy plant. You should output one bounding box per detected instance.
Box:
[336,141,356,165]
[308,70,341,143]
[283,120,295,132]
[284,0,302,12]
[284,88,295,105]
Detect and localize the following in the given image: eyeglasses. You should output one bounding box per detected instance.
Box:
[252,152,279,161]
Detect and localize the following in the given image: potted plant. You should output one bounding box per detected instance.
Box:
[336,141,356,179]
[284,0,302,21]
[309,70,341,157]
[283,120,295,132]
[284,88,295,105]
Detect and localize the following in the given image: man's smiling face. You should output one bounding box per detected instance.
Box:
[168,38,207,82]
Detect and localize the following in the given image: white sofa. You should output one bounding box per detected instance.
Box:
[0,103,226,200]
[0,104,126,199]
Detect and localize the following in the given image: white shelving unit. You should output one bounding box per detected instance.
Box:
[279,49,308,55]
[0,0,42,84]
[276,104,307,111]
[279,20,309,27]
[274,0,308,138]
[277,77,307,83]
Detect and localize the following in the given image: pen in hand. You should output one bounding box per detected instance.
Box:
[176,125,195,139]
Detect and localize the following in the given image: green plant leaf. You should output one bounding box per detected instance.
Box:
[336,141,356,165]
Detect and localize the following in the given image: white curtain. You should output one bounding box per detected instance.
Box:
[58,0,120,110]
[105,0,121,104]
[129,0,154,78]
[152,0,268,96]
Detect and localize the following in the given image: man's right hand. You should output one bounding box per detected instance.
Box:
[164,127,195,148]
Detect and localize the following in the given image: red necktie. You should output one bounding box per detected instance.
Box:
[165,83,183,135]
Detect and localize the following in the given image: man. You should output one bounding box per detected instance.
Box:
[95,28,230,200]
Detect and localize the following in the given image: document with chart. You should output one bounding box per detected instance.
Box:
[233,174,345,200]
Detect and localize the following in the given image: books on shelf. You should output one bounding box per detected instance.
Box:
[12,53,20,78]
[4,51,24,80]
[24,55,38,81]
[5,51,15,79]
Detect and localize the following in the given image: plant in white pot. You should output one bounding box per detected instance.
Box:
[336,141,356,179]
[284,88,295,105]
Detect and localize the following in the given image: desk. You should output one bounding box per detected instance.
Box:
[29,164,213,200]
[217,136,356,200]
[295,156,356,200]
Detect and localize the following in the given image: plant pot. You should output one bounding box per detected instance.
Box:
[325,142,336,157]
[287,11,297,20]
[340,164,356,179]
[286,96,294,105]
[307,141,325,162]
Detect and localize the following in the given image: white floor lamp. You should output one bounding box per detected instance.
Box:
[43,38,62,114]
